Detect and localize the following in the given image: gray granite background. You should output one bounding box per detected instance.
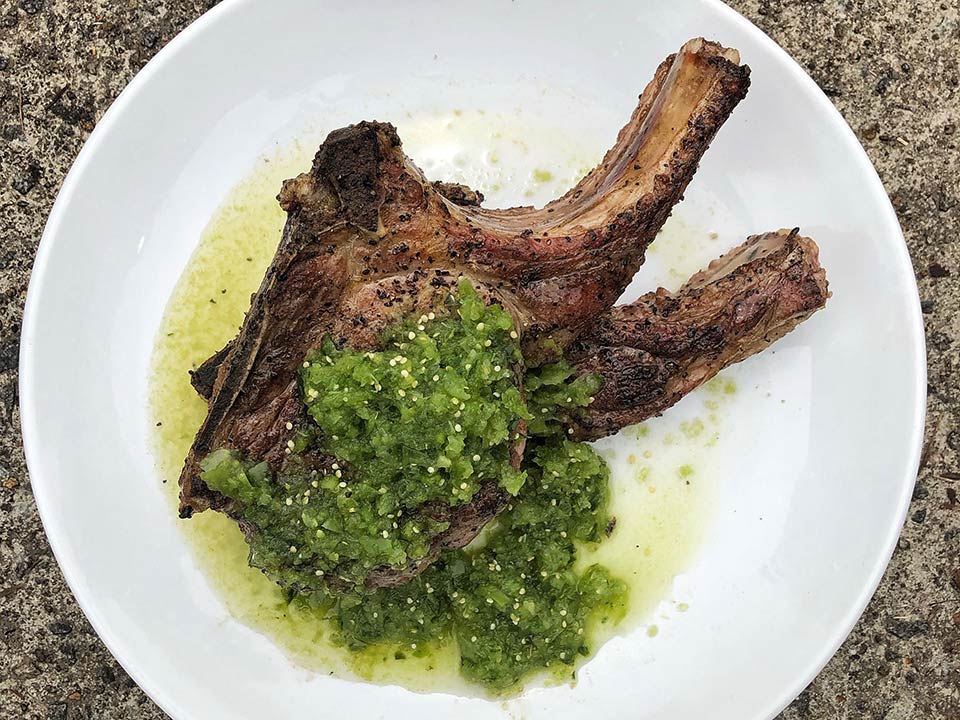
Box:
[1,1,957,718]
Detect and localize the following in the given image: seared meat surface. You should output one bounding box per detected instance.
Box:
[568,229,829,438]
[178,38,829,588]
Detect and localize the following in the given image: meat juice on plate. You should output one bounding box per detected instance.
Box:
[150,110,732,694]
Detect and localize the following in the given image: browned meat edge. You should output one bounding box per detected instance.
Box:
[568,228,830,438]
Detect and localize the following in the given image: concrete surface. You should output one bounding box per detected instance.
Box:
[0,1,957,718]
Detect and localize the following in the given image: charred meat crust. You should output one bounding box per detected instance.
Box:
[189,341,230,399]
[432,181,485,207]
[567,229,830,438]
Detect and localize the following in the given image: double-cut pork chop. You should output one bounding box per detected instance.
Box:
[179,38,829,588]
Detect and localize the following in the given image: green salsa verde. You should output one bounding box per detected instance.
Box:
[200,281,626,691]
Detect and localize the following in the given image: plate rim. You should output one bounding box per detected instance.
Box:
[18,1,927,718]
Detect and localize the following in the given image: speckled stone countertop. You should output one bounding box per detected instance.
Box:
[1,2,957,718]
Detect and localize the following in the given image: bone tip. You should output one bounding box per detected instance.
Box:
[681,37,742,65]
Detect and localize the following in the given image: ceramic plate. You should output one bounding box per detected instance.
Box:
[20,1,925,718]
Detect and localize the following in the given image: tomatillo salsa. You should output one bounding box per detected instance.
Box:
[200,281,626,690]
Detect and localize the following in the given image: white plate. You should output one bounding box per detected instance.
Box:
[20,1,925,719]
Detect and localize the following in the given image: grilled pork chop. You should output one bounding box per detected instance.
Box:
[178,39,828,588]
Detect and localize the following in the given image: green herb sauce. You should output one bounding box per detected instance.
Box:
[199,281,624,690]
